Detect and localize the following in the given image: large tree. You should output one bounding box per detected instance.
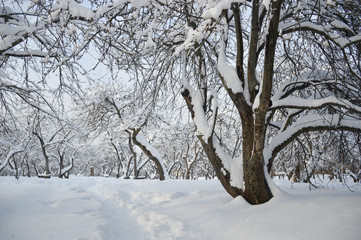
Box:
[112,0,361,204]
[101,0,360,204]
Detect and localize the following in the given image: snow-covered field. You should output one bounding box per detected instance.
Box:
[0,177,360,240]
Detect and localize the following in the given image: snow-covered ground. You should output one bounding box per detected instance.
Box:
[0,176,360,240]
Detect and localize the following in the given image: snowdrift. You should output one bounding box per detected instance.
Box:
[0,177,360,240]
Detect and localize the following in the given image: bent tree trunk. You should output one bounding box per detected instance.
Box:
[131,129,169,180]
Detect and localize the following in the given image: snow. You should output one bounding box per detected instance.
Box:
[213,138,244,189]
[182,83,211,140]
[2,50,48,57]
[330,20,353,32]
[252,80,262,110]
[348,34,361,46]
[217,39,243,94]
[262,0,271,11]
[264,114,361,165]
[272,96,361,113]
[327,0,336,7]
[0,147,23,171]
[144,32,156,50]
[0,177,360,240]
[174,19,213,56]
[135,134,170,179]
[201,0,234,20]
[60,164,73,175]
[279,20,361,49]
[0,35,24,52]
[55,0,94,21]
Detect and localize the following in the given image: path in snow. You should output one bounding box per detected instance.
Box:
[0,179,104,240]
[87,179,187,239]
[0,178,147,240]
[1,177,361,240]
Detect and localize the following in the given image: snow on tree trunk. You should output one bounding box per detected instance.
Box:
[131,129,169,180]
[0,148,23,173]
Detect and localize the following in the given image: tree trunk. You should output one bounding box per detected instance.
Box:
[131,129,168,180]
[241,0,281,204]
[199,136,244,198]
[12,157,19,180]
[32,162,39,176]
[243,154,272,204]
[110,141,124,178]
[127,134,138,179]
[58,153,64,178]
[36,135,50,175]
[243,109,273,204]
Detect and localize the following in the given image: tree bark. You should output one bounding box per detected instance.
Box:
[131,129,167,180]
[35,134,50,175]
[181,89,244,198]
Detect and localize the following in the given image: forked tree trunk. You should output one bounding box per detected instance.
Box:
[182,89,272,204]
[198,135,244,198]
[242,110,273,204]
[181,1,281,204]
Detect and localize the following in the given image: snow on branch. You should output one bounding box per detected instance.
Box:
[201,0,243,20]
[217,38,243,94]
[181,55,217,141]
[0,7,43,55]
[0,147,23,172]
[135,134,162,165]
[60,163,73,175]
[49,0,95,22]
[181,58,243,190]
[133,132,169,180]
[213,139,244,189]
[181,84,221,142]
[264,114,361,166]
[182,85,244,189]
[271,69,359,102]
[271,96,361,114]
[174,19,213,56]
[0,34,30,55]
[3,50,48,58]
[280,21,361,49]
[262,0,271,11]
